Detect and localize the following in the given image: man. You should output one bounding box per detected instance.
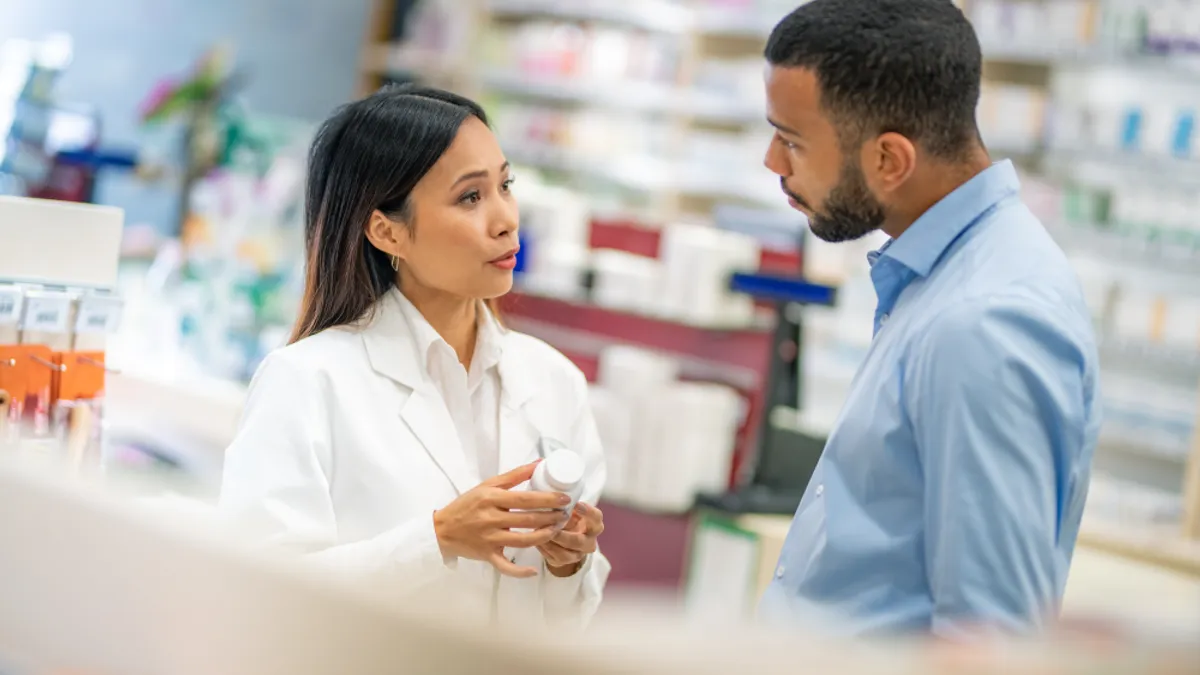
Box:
[757,0,1100,637]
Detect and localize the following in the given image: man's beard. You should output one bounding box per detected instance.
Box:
[784,161,886,243]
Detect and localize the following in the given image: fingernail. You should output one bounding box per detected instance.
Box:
[558,494,571,505]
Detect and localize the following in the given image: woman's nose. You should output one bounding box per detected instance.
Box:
[490,196,519,239]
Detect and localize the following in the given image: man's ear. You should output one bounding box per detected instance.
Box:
[867,132,917,194]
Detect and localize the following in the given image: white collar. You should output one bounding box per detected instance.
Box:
[391,287,504,378]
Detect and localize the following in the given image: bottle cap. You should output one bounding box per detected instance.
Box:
[542,448,585,491]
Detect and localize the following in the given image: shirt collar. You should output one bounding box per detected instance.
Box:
[473,302,504,374]
[392,288,504,376]
[874,160,1020,277]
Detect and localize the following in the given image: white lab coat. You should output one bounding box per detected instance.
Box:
[218,287,610,628]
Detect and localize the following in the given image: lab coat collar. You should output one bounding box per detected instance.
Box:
[362,287,537,408]
[361,287,427,391]
[362,287,542,492]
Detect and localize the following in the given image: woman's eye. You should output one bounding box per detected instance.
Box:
[501,176,516,192]
[460,190,481,205]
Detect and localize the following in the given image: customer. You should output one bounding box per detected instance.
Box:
[219,85,608,626]
[758,0,1099,637]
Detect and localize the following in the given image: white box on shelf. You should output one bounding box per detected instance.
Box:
[0,197,123,288]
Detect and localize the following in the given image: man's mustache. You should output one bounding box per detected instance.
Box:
[781,178,810,210]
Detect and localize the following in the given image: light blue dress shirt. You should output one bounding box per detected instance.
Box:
[758,161,1100,637]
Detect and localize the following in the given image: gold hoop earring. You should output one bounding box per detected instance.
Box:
[390,255,400,272]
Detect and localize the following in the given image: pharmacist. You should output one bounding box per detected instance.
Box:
[218,85,609,626]
[757,0,1099,637]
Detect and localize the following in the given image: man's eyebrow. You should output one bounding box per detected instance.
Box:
[768,117,802,137]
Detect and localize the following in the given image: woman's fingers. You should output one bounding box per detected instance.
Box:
[488,551,539,578]
[576,502,605,530]
[551,504,603,553]
[490,489,571,511]
[495,526,558,549]
[538,541,583,567]
[495,509,568,530]
[550,528,595,553]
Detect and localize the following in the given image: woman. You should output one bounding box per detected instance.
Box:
[218,85,608,627]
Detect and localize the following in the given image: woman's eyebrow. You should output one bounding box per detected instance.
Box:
[452,161,511,188]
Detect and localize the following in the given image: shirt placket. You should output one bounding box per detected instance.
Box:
[869,259,914,337]
[437,347,477,477]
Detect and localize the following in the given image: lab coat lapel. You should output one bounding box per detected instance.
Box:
[399,388,475,494]
[496,342,541,475]
[362,289,474,495]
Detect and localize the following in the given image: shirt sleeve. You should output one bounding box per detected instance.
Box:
[541,367,612,628]
[218,349,453,589]
[905,295,1090,638]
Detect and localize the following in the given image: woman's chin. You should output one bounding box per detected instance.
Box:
[478,276,514,299]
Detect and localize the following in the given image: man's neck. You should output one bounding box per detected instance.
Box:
[881,150,992,240]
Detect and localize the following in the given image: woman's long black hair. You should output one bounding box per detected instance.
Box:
[291,84,491,343]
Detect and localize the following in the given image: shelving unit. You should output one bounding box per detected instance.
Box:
[965,0,1200,562]
[0,197,124,474]
[357,0,792,221]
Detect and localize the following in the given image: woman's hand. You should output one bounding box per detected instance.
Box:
[539,502,604,577]
[433,462,571,578]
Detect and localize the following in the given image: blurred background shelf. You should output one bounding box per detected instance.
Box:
[982,43,1200,74]
[1077,521,1200,578]
[486,0,691,35]
[478,69,765,125]
[485,0,780,39]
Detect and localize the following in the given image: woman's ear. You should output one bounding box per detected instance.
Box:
[364,209,411,261]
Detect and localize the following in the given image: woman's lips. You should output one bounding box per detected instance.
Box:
[489,248,519,270]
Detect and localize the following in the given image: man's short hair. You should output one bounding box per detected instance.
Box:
[765,0,983,160]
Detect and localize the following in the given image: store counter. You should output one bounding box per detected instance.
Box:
[685,512,1200,633]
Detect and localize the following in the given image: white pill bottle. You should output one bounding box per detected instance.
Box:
[531,445,586,531]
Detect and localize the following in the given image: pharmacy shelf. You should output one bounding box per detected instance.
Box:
[691,7,780,39]
[480,70,764,125]
[981,43,1200,76]
[1051,224,1200,284]
[1078,519,1200,578]
[367,43,465,81]
[487,0,689,34]
[486,0,779,39]
[1100,428,1193,466]
[1098,337,1200,388]
[504,144,783,207]
[1044,149,1200,189]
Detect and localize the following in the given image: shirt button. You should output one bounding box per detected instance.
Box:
[775,565,786,579]
[815,484,824,497]
[879,313,890,325]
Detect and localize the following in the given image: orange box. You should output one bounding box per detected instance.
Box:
[54,351,107,402]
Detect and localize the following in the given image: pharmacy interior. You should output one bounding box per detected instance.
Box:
[2,0,1200,671]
